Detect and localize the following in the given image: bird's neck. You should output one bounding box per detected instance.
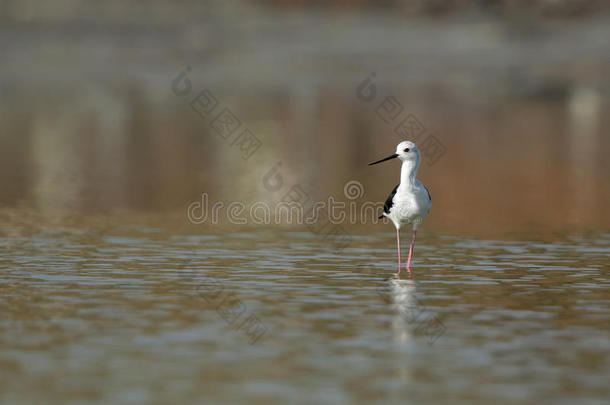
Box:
[400,159,419,187]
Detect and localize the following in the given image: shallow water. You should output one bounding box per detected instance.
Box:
[1,227,609,405]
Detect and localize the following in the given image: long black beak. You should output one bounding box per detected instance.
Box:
[368,153,398,166]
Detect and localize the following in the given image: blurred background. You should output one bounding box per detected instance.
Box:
[0,0,609,236]
[1,3,610,405]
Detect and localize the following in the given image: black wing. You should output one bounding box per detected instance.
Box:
[424,186,431,201]
[379,184,399,219]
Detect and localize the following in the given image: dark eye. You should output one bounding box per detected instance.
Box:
[404,148,410,152]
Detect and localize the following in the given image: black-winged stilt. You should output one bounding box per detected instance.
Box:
[369,141,431,273]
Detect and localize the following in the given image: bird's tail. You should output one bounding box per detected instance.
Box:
[378,214,384,219]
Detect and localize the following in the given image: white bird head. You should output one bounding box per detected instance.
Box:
[369,141,420,166]
[395,141,420,162]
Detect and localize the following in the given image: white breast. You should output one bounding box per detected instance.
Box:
[387,180,431,229]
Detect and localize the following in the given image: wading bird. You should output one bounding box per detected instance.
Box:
[369,141,431,273]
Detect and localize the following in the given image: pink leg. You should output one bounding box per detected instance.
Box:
[396,228,402,273]
[406,228,417,272]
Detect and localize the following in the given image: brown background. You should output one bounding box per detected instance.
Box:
[1,0,608,236]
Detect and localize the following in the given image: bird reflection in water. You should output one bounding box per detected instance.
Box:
[378,274,446,346]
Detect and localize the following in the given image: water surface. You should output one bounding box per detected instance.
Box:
[1,226,609,404]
